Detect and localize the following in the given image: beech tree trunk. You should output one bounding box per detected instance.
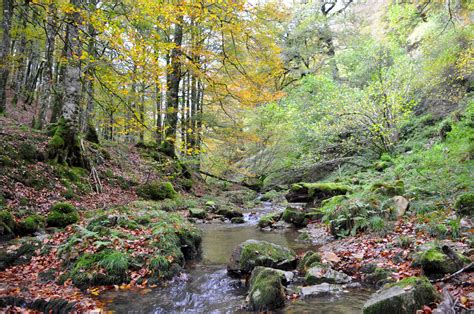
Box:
[0,0,13,114]
[162,18,183,157]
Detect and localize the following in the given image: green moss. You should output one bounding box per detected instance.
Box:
[47,202,79,227]
[454,192,474,215]
[69,250,129,289]
[260,190,282,202]
[257,212,281,228]
[215,206,243,219]
[248,267,286,311]
[17,214,45,235]
[18,142,37,161]
[297,251,321,273]
[282,207,307,227]
[136,181,178,201]
[231,217,245,224]
[0,210,16,238]
[293,182,351,197]
[364,276,439,314]
[416,246,466,276]
[240,240,296,273]
[370,180,404,196]
[48,119,66,150]
[188,208,206,219]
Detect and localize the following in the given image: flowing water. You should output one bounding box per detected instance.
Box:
[99,203,372,313]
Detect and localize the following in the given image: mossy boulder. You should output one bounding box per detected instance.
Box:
[215,206,243,219]
[17,214,45,235]
[362,277,439,314]
[69,249,130,289]
[282,207,307,227]
[415,245,469,278]
[286,182,351,203]
[0,210,16,239]
[46,202,79,227]
[260,190,282,202]
[454,192,474,216]
[231,216,245,224]
[188,208,206,219]
[228,240,297,276]
[137,181,177,201]
[257,212,281,229]
[247,267,286,311]
[297,251,321,273]
[305,264,352,285]
[370,180,404,197]
[362,267,395,288]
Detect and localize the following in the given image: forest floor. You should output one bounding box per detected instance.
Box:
[0,114,473,312]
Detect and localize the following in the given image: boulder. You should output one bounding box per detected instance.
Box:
[247,267,286,311]
[227,240,297,275]
[282,207,307,227]
[305,264,352,285]
[392,196,409,217]
[363,276,439,314]
[300,283,342,298]
[415,244,469,278]
[188,208,206,219]
[362,266,395,288]
[215,206,243,219]
[257,212,281,229]
[231,217,245,224]
[297,251,321,273]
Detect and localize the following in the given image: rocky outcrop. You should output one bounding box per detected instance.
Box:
[305,264,352,285]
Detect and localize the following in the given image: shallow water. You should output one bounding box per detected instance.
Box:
[100,203,372,313]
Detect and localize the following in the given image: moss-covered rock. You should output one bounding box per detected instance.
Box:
[257,212,281,229]
[454,192,474,215]
[215,206,243,219]
[69,249,130,289]
[305,264,352,285]
[282,207,307,227]
[374,161,392,171]
[297,251,321,273]
[260,190,282,202]
[17,214,45,235]
[231,216,245,224]
[137,181,177,201]
[188,208,206,219]
[46,202,79,227]
[362,267,395,288]
[247,267,286,311]
[415,245,468,277]
[370,180,404,196]
[286,182,351,203]
[0,210,16,239]
[363,276,439,314]
[228,240,297,275]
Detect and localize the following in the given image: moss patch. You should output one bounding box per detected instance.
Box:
[257,212,281,228]
[0,210,16,239]
[282,207,307,227]
[454,192,474,215]
[137,181,177,201]
[297,251,322,273]
[46,202,79,228]
[17,214,45,235]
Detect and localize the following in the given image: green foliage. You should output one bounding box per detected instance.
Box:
[47,202,79,227]
[137,181,177,201]
[0,210,16,237]
[455,192,474,215]
[17,214,45,235]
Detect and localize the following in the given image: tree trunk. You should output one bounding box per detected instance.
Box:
[36,3,56,129]
[49,0,83,166]
[0,0,13,114]
[161,17,183,157]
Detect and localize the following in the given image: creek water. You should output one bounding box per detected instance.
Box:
[99,203,372,313]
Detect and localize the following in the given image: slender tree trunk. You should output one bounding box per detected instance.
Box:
[0,0,13,114]
[162,18,183,157]
[12,0,30,106]
[37,4,56,129]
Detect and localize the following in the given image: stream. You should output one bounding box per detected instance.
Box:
[99,202,372,313]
